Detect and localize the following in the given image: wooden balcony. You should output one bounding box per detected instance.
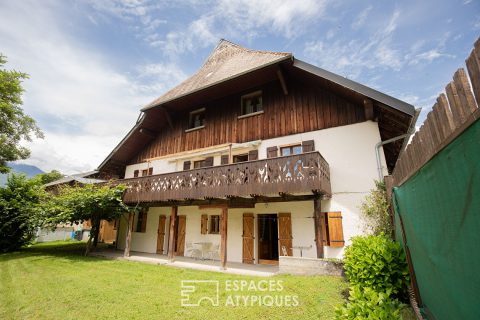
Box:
[118,151,331,205]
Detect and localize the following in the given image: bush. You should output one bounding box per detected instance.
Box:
[343,235,410,299]
[335,286,404,320]
[360,180,392,235]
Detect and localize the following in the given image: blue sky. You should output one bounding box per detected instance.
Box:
[0,0,478,174]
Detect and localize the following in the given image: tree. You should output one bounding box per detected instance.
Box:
[0,54,43,173]
[360,180,391,236]
[34,170,64,185]
[41,183,131,255]
[0,173,45,252]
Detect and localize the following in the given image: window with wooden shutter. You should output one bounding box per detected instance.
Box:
[183,161,191,170]
[248,149,258,161]
[209,215,220,234]
[221,155,229,165]
[133,170,139,178]
[302,140,315,152]
[325,212,344,247]
[204,156,214,167]
[201,214,208,234]
[267,146,278,158]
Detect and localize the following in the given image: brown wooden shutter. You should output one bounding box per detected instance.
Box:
[302,140,315,152]
[176,216,186,256]
[204,156,214,167]
[157,215,166,254]
[221,155,229,165]
[141,210,148,232]
[201,214,208,234]
[248,149,258,160]
[327,212,344,247]
[183,161,191,170]
[267,146,278,158]
[133,170,139,178]
[278,212,293,256]
[242,213,255,264]
[148,167,153,175]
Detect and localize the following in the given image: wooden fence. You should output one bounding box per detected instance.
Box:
[392,38,480,186]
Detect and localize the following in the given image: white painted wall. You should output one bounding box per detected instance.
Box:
[119,121,387,261]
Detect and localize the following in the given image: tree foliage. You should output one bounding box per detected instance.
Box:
[0,54,43,173]
[360,180,392,235]
[33,170,64,185]
[40,183,131,254]
[0,173,44,252]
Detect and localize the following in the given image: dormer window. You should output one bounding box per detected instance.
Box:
[188,108,205,130]
[240,91,263,116]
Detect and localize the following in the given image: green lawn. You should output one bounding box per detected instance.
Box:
[0,241,347,320]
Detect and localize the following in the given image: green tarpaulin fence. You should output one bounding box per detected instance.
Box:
[393,119,480,320]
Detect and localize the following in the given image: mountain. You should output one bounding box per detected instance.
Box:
[0,163,44,186]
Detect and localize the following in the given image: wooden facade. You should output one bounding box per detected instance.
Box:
[131,80,365,164]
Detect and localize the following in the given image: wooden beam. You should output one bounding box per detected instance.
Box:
[167,206,178,261]
[220,206,228,269]
[139,128,156,138]
[124,212,134,257]
[277,68,289,95]
[364,99,375,121]
[160,107,174,130]
[313,197,324,258]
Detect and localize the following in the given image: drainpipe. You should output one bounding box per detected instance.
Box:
[376,108,421,181]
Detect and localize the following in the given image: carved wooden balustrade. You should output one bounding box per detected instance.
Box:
[118,151,331,204]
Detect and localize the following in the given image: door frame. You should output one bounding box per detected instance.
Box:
[257,213,279,265]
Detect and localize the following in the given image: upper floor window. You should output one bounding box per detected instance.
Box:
[142,168,153,176]
[133,170,139,178]
[241,91,263,116]
[280,145,302,156]
[188,108,205,129]
[233,154,248,163]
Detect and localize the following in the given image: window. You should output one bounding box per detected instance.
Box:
[209,215,220,234]
[193,157,213,168]
[134,209,148,233]
[241,91,263,116]
[188,108,205,129]
[142,167,153,176]
[280,145,303,156]
[233,154,248,163]
[133,170,139,178]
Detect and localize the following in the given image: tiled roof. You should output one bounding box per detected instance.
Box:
[142,39,291,110]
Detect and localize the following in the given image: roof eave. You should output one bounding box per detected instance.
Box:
[141,54,293,112]
[292,58,415,117]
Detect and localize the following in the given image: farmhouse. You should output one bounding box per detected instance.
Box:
[97,39,416,268]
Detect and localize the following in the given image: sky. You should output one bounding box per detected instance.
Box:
[0,0,478,174]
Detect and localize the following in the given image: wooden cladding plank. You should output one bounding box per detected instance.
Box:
[453,68,478,115]
[446,80,467,128]
[466,38,480,107]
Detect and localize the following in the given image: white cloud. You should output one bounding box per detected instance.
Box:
[0,0,185,174]
[304,9,403,79]
[351,6,372,30]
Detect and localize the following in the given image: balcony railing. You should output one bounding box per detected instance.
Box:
[119,151,331,204]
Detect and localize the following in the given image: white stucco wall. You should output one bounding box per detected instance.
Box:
[118,121,387,261]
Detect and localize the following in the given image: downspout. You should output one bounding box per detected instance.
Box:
[376,108,421,181]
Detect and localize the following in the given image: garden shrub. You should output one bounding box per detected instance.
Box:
[343,234,410,299]
[335,286,404,320]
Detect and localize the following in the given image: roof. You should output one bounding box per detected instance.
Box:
[292,59,415,116]
[142,39,292,110]
[44,176,105,188]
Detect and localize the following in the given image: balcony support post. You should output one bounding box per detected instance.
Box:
[313,196,325,258]
[124,212,134,257]
[167,206,178,261]
[220,206,228,269]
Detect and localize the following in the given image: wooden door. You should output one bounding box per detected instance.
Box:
[242,213,255,264]
[156,215,166,254]
[175,215,186,256]
[278,213,293,256]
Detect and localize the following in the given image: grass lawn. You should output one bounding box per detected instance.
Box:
[0,241,347,320]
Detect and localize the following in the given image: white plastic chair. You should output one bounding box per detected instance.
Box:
[207,244,220,261]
